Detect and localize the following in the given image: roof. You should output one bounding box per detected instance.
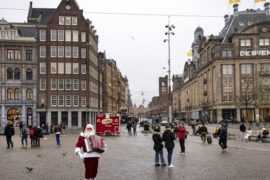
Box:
[18,27,37,37]
[28,8,56,25]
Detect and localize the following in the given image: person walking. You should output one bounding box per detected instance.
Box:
[219,123,228,152]
[152,126,166,167]
[4,122,15,149]
[175,122,187,154]
[162,126,176,167]
[21,124,29,149]
[54,124,62,146]
[29,126,37,147]
[36,126,43,147]
[126,121,132,135]
[132,120,137,135]
[239,123,246,141]
[75,124,106,180]
[199,123,208,143]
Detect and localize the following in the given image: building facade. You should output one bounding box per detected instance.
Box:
[0,19,37,127]
[179,3,270,123]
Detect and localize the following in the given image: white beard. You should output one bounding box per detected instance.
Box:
[84,130,95,138]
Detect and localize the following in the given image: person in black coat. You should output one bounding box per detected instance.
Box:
[4,122,15,149]
[219,123,228,152]
[239,123,246,141]
[162,126,176,167]
[152,126,166,166]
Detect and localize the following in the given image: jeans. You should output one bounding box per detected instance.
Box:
[219,138,227,150]
[155,149,165,164]
[201,132,207,143]
[166,148,173,165]
[56,134,61,145]
[21,136,28,146]
[6,135,13,148]
[179,139,185,153]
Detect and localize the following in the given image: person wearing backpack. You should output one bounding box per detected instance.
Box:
[75,124,106,180]
[162,125,176,168]
[152,126,166,167]
[175,122,187,154]
[21,124,29,149]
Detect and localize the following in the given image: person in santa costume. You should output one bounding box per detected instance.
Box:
[75,124,106,180]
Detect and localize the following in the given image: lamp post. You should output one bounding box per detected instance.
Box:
[163,16,175,125]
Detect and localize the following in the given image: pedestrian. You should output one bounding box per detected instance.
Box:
[126,121,132,135]
[45,123,49,134]
[162,125,176,167]
[62,122,66,134]
[219,123,228,152]
[191,121,196,135]
[152,126,166,167]
[36,126,43,147]
[19,120,23,137]
[132,120,137,135]
[175,122,187,154]
[21,124,29,149]
[50,124,53,134]
[4,122,15,149]
[239,123,246,141]
[199,123,208,143]
[75,124,106,180]
[29,126,37,147]
[54,124,62,146]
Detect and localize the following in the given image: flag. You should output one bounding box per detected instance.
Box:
[254,0,265,3]
[187,49,192,57]
[228,0,240,4]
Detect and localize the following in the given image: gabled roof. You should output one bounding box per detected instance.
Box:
[28,8,56,25]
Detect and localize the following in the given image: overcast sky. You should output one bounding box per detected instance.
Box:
[1,0,267,106]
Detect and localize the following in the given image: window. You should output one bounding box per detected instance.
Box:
[51,95,57,106]
[40,46,46,58]
[65,79,72,90]
[260,64,270,72]
[7,50,14,60]
[81,48,86,58]
[7,68,13,79]
[59,16,65,25]
[223,92,234,101]
[240,39,251,47]
[66,95,71,106]
[26,50,32,61]
[14,50,21,60]
[26,68,33,80]
[14,68,20,80]
[222,65,233,75]
[73,79,79,90]
[7,88,13,100]
[58,62,64,74]
[72,17,77,25]
[81,64,86,74]
[241,64,252,75]
[65,16,71,25]
[73,95,79,106]
[222,77,233,87]
[58,30,64,41]
[66,63,71,74]
[259,39,270,46]
[73,63,79,74]
[51,62,57,74]
[40,30,46,41]
[81,97,87,107]
[65,46,71,58]
[65,30,71,42]
[73,47,79,58]
[58,95,64,106]
[81,32,86,42]
[26,89,33,100]
[81,80,86,90]
[51,79,57,90]
[50,46,57,58]
[14,88,20,99]
[221,50,232,58]
[40,79,46,90]
[72,30,78,42]
[40,63,46,74]
[50,30,57,41]
[58,79,64,90]
[58,46,64,58]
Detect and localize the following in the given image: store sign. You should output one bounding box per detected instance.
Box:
[240,50,270,57]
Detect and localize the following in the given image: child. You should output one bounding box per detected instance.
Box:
[152,126,166,167]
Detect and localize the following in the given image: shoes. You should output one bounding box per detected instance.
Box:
[167,164,174,168]
[161,163,167,167]
[180,152,185,155]
[155,164,161,166]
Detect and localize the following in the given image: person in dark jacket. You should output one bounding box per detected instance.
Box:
[152,126,166,167]
[162,126,176,167]
[36,126,43,147]
[175,123,187,154]
[239,123,246,141]
[199,123,208,143]
[219,123,228,152]
[4,122,15,149]
[126,121,132,135]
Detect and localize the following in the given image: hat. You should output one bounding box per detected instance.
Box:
[86,124,94,129]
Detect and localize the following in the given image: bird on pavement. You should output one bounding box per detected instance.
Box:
[62,152,67,156]
[26,167,33,172]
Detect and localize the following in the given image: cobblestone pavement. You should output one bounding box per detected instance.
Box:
[0,126,270,180]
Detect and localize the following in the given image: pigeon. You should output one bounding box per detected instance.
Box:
[37,154,42,157]
[62,152,67,156]
[26,167,33,172]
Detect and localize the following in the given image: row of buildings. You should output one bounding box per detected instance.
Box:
[148,3,270,124]
[0,0,131,129]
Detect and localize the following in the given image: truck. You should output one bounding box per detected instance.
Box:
[95,113,121,136]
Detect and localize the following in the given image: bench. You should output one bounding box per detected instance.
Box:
[261,137,270,143]
[248,135,258,142]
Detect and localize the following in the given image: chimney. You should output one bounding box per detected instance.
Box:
[264,2,270,15]
[224,15,229,25]
[233,4,239,14]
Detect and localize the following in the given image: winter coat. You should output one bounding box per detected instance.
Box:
[152,132,164,151]
[175,126,187,140]
[240,124,246,132]
[162,129,175,149]
[4,124,14,136]
[36,128,43,138]
[219,126,227,139]
[199,126,208,134]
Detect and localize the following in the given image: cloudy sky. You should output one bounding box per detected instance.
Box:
[1,0,267,106]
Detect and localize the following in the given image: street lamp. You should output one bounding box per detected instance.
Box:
[163,16,175,125]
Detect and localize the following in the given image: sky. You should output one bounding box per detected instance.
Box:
[0,0,267,106]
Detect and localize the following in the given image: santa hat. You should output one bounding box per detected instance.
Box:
[86,124,94,130]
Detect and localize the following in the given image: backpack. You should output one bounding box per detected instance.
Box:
[22,128,27,136]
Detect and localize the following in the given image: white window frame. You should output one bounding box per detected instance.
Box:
[51,79,58,90]
[73,46,79,58]
[50,29,57,41]
[59,16,65,25]
[240,39,251,47]
[66,62,71,74]
[72,30,79,42]
[51,95,57,107]
[58,46,64,58]
[65,16,71,25]
[65,79,72,90]
[81,80,86,90]
[58,79,64,90]
[40,46,46,58]
[39,30,46,41]
[40,79,46,90]
[72,17,78,26]
[65,46,71,58]
[50,62,57,74]
[65,30,71,42]
[58,30,64,41]
[81,48,86,58]
[66,95,71,107]
[81,97,87,107]
[73,63,79,74]
[73,79,79,90]
[58,95,64,107]
[81,32,86,42]
[58,62,64,74]
[73,95,79,107]
[40,62,46,74]
[50,46,57,58]
[81,64,86,74]
[259,38,270,46]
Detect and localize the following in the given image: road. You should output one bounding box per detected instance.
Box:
[0,125,269,180]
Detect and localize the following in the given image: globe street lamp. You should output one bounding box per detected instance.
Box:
[163,16,175,125]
